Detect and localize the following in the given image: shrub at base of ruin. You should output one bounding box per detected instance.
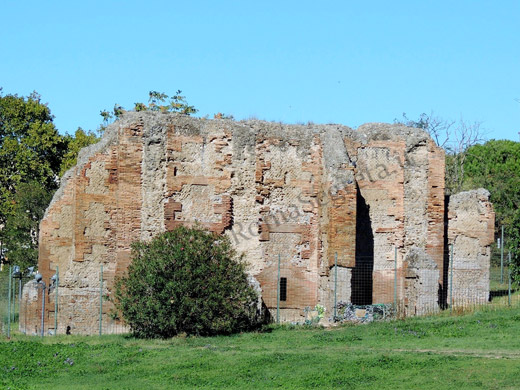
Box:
[113,226,262,338]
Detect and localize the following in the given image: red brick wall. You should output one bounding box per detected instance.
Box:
[21,115,452,332]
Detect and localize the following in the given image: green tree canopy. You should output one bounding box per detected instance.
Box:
[0,91,66,225]
[463,140,520,226]
[1,180,53,269]
[462,140,520,277]
[0,90,99,268]
[0,90,68,267]
[60,127,99,176]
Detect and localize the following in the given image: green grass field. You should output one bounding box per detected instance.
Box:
[2,306,520,390]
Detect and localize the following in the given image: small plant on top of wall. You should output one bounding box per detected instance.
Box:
[99,90,198,133]
[113,226,262,338]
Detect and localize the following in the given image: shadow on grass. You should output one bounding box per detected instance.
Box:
[489,288,517,300]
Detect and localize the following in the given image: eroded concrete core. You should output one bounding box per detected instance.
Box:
[21,112,494,334]
[448,189,495,306]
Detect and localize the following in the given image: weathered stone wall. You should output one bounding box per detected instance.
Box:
[345,125,445,305]
[19,281,43,335]
[19,112,491,333]
[403,247,440,316]
[448,189,495,306]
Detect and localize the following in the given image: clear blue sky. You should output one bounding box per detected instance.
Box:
[1,0,519,141]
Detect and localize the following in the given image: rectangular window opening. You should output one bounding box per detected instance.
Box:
[279,277,287,301]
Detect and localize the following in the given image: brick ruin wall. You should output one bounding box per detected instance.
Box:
[448,189,495,306]
[19,112,494,334]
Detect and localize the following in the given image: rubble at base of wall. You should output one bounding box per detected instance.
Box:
[332,302,396,323]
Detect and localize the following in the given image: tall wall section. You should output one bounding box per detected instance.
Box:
[22,113,448,334]
[448,189,495,306]
[345,124,445,310]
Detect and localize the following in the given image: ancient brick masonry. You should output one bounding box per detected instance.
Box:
[448,189,495,306]
[20,113,495,334]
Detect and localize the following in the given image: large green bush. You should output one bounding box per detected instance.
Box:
[114,226,260,338]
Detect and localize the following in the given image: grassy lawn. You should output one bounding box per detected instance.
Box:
[2,306,520,389]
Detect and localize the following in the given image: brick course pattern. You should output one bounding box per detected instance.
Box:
[20,113,494,334]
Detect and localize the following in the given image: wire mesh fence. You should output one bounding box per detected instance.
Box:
[1,265,129,337]
[268,244,519,325]
[0,269,11,337]
[1,266,27,338]
[1,240,519,337]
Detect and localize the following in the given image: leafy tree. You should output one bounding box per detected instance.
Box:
[508,212,520,280]
[1,180,52,270]
[113,226,261,338]
[0,90,69,267]
[0,91,66,222]
[462,140,520,278]
[463,140,520,224]
[60,127,99,176]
